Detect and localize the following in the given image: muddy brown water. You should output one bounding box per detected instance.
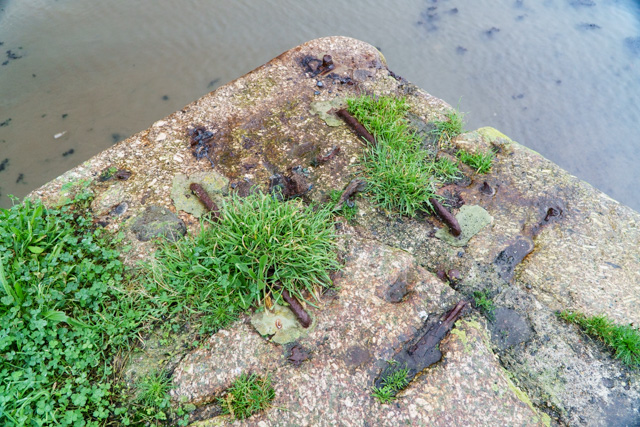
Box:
[1,0,639,210]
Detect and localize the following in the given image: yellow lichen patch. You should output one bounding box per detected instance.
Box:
[449,327,472,354]
[503,369,552,427]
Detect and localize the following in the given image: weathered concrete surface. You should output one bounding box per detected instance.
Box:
[29,36,640,425]
[176,235,544,426]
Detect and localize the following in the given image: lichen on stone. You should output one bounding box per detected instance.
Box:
[171,171,228,218]
[436,204,493,246]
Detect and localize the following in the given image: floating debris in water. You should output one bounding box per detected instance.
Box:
[0,118,11,127]
[16,173,24,184]
[456,46,468,55]
[0,158,9,172]
[207,78,220,89]
[62,113,68,119]
[485,27,501,36]
[569,0,595,6]
[162,95,169,100]
[577,23,601,30]
[62,149,75,157]
[54,131,66,139]
[111,133,124,143]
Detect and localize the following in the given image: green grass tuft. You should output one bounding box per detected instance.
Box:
[347,95,438,216]
[431,109,465,142]
[457,149,493,174]
[473,290,496,321]
[558,311,640,368]
[372,367,410,404]
[148,191,338,319]
[218,373,275,420]
[433,156,462,183]
[133,369,173,423]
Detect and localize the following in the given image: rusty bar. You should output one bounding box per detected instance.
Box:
[430,198,462,237]
[189,183,220,221]
[336,109,376,145]
[280,288,312,328]
[338,178,366,207]
[441,300,468,326]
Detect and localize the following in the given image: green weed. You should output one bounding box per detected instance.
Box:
[431,109,465,142]
[473,290,496,321]
[218,373,275,420]
[433,157,462,183]
[372,367,410,404]
[347,95,438,216]
[147,191,338,319]
[457,149,493,174]
[558,311,640,368]
[131,369,173,423]
[0,197,151,424]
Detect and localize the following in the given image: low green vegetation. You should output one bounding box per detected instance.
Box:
[0,196,159,425]
[218,373,275,420]
[457,149,493,174]
[346,95,439,216]
[372,366,410,404]
[430,109,465,142]
[433,156,462,183]
[328,189,358,221]
[558,311,640,368]
[132,369,174,423]
[149,191,338,318]
[1,189,337,424]
[473,290,496,321]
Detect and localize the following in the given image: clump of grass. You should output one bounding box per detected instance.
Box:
[147,191,338,324]
[558,311,640,368]
[457,149,493,174]
[347,95,438,216]
[133,369,173,422]
[218,373,275,420]
[473,290,496,321]
[372,367,410,404]
[433,156,462,183]
[431,109,465,142]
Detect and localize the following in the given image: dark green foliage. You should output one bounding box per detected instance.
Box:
[371,367,410,404]
[218,373,275,420]
[328,189,358,221]
[558,311,640,368]
[0,198,150,424]
[131,369,174,423]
